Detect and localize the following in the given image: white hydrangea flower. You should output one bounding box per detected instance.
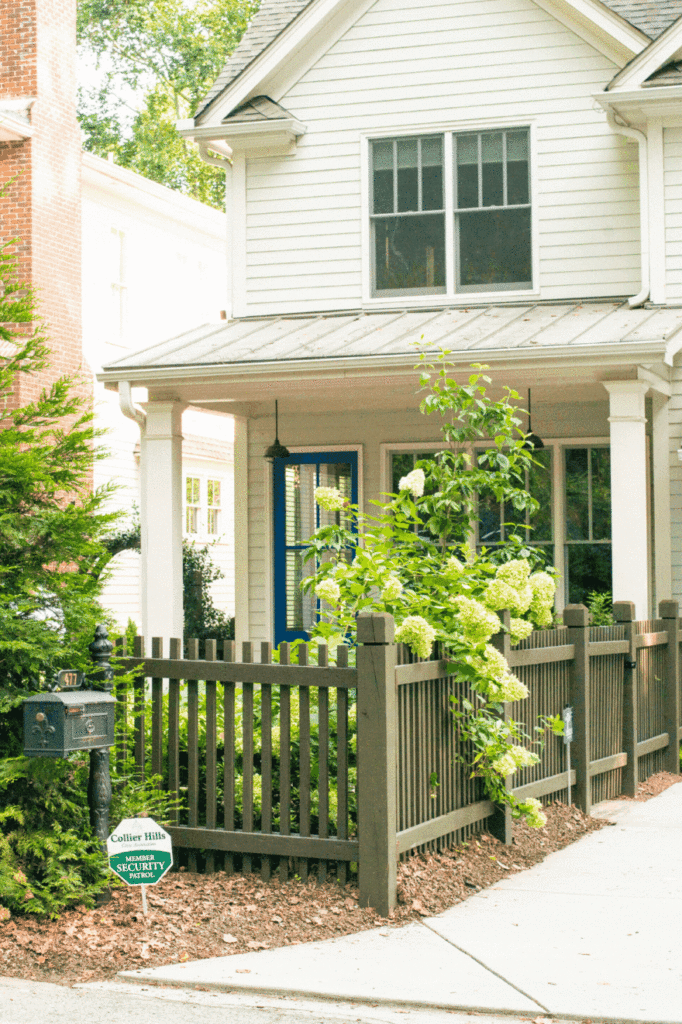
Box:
[472,643,508,681]
[521,797,547,829]
[395,615,436,660]
[381,576,403,602]
[510,744,540,768]
[314,579,341,604]
[483,578,517,612]
[444,556,465,578]
[497,672,529,703]
[314,486,345,512]
[454,596,500,644]
[496,559,531,590]
[529,571,556,607]
[492,752,518,777]
[509,617,534,644]
[398,468,425,499]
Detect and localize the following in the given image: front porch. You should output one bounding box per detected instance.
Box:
[99,299,682,645]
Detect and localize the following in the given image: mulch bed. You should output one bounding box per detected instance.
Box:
[1,773,678,988]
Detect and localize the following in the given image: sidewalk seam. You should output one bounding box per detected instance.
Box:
[419,920,551,1014]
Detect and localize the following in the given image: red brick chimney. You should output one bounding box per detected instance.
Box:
[0,0,87,408]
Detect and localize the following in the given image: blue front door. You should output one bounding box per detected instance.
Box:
[273,451,358,646]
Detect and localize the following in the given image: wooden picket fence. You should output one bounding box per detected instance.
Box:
[116,601,681,915]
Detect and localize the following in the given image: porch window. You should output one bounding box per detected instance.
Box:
[370,128,531,297]
[207,478,221,535]
[477,448,553,561]
[564,447,611,605]
[185,476,200,534]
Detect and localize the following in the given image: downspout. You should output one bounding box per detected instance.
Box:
[606,111,649,308]
[119,380,146,427]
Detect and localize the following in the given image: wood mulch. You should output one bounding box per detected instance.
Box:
[1,773,678,987]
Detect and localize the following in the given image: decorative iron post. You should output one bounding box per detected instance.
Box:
[88,624,114,903]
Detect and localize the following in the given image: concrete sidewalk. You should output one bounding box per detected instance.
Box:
[121,783,682,1024]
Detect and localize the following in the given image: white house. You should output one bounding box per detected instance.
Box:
[98,0,682,648]
[82,152,235,631]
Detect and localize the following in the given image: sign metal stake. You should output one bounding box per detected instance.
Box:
[563,705,574,806]
[141,884,148,917]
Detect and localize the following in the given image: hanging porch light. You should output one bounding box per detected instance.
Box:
[264,400,291,461]
[524,388,544,450]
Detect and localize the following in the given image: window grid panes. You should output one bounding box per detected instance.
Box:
[185,476,200,535]
[207,478,221,535]
[477,448,553,566]
[564,447,611,605]
[370,128,531,297]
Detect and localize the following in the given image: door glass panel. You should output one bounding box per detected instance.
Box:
[285,551,316,632]
[318,461,352,529]
[565,544,612,606]
[284,463,316,546]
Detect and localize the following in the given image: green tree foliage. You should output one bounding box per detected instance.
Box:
[77,0,259,207]
[0,239,120,755]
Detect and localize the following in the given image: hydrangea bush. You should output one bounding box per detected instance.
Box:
[302,356,561,827]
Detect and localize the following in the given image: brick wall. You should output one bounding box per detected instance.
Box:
[0,0,88,409]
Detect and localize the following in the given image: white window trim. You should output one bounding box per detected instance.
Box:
[381,436,611,615]
[183,470,227,543]
[360,117,540,309]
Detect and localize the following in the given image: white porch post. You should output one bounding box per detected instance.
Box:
[233,414,250,645]
[651,390,672,607]
[140,401,184,647]
[604,382,650,618]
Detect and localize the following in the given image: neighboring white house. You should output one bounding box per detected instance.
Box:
[82,152,234,631]
[99,0,682,648]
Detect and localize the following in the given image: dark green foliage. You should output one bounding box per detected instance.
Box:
[0,757,107,918]
[77,0,259,207]
[586,590,615,627]
[0,232,120,752]
[182,542,234,650]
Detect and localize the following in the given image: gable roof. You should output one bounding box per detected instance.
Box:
[195,0,681,121]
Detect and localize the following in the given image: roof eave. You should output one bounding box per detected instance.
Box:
[98,339,672,389]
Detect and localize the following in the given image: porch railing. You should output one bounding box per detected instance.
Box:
[115,600,681,916]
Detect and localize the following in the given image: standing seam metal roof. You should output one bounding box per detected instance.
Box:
[101,302,682,373]
[195,0,682,121]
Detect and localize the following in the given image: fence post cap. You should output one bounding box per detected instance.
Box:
[357,612,395,644]
[659,599,679,619]
[612,601,635,623]
[563,604,589,627]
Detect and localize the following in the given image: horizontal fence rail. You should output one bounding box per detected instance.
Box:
[113,601,681,916]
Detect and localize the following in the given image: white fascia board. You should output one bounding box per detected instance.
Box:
[180,117,306,154]
[608,18,682,90]
[533,0,647,67]
[97,340,670,388]
[0,114,33,141]
[595,84,682,112]
[81,152,226,237]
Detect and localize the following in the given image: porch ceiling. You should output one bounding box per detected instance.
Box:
[99,300,682,410]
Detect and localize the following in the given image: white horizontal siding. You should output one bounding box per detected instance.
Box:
[666,365,682,600]
[243,0,640,315]
[666,128,682,301]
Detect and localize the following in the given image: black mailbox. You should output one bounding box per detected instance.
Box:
[23,690,115,758]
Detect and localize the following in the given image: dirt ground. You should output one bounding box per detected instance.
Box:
[1,773,678,987]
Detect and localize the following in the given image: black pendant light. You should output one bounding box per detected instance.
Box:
[524,388,544,450]
[264,400,291,461]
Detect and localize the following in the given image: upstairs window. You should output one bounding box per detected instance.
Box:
[370,128,531,298]
[207,478,221,535]
[185,477,200,535]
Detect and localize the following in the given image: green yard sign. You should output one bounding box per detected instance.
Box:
[107,817,173,892]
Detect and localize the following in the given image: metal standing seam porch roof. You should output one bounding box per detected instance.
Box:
[101,301,682,377]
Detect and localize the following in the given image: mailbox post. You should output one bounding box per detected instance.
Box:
[23,625,116,899]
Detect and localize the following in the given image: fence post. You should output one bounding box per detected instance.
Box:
[490,610,512,845]
[613,601,638,797]
[660,600,681,775]
[357,612,398,917]
[565,605,591,814]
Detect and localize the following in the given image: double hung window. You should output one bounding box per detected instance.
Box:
[370,128,531,297]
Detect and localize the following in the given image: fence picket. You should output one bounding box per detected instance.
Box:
[242,641,254,875]
[205,639,218,874]
[336,645,349,886]
[298,642,311,882]
[168,638,181,825]
[133,636,145,777]
[187,637,200,873]
[278,642,291,883]
[318,643,329,884]
[261,641,273,882]
[223,640,236,876]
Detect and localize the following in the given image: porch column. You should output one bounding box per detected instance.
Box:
[233,414,250,645]
[651,390,672,608]
[604,382,650,619]
[140,401,184,646]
